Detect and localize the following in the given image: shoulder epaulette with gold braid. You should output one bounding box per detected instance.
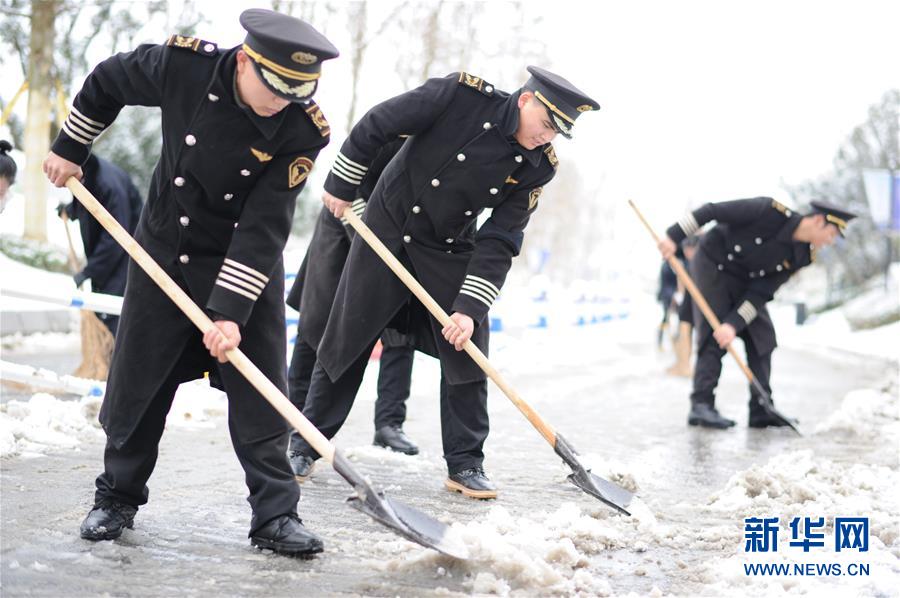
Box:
[544,144,559,170]
[166,34,217,57]
[304,100,330,137]
[458,72,494,96]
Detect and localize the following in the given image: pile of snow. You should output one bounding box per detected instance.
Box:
[0,377,227,458]
[842,265,900,330]
[0,393,103,458]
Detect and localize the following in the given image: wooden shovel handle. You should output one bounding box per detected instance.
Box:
[342,208,558,446]
[628,199,758,383]
[65,178,336,462]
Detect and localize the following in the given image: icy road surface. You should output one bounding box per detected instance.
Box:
[2,309,897,596]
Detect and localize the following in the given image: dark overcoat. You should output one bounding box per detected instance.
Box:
[316,73,557,384]
[64,154,143,295]
[667,197,813,354]
[51,37,330,447]
[285,137,406,349]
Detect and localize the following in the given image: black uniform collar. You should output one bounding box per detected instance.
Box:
[497,89,543,168]
[220,47,287,140]
[775,212,803,243]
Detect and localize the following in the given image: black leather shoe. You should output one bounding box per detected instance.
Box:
[373,425,419,455]
[250,514,323,558]
[289,451,316,482]
[749,411,799,428]
[80,499,137,541]
[687,404,736,429]
[444,467,497,499]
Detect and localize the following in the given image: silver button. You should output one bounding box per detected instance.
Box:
[412,205,421,214]
[759,270,765,277]
[179,216,190,226]
[234,222,239,229]
[483,122,492,130]
[402,235,411,243]
[734,244,742,252]
[240,169,251,177]
[445,238,454,244]
[174,176,185,187]
[464,210,472,216]
[203,43,215,53]
[178,254,189,264]
[749,272,755,278]
[727,254,733,261]
[185,134,196,146]
[717,264,724,271]
[755,237,762,244]
[485,85,494,93]
[785,209,792,217]
[431,178,440,187]
[776,264,783,271]
[489,188,498,195]
[208,93,219,102]
[224,193,233,200]
[457,153,466,162]
[515,155,523,163]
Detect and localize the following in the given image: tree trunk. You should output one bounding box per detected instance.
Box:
[23,0,58,242]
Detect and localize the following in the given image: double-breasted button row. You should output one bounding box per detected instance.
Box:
[185,134,196,146]
[174,176,185,187]
[179,254,190,264]
[403,235,411,243]
[179,216,189,227]
[412,205,421,214]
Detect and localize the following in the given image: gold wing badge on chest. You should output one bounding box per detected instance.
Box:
[250,147,273,163]
[289,157,314,188]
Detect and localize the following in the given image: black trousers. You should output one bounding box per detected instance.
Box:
[690,328,773,414]
[94,368,299,535]
[292,337,488,474]
[287,339,415,452]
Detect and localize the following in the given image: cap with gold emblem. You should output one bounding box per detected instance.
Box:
[809,200,857,237]
[524,66,600,139]
[239,8,339,102]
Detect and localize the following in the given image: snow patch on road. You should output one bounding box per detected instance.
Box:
[0,377,227,457]
[0,392,103,457]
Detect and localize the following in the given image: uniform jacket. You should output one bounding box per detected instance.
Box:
[317,73,558,384]
[667,197,813,353]
[285,137,405,350]
[51,37,330,446]
[64,154,143,295]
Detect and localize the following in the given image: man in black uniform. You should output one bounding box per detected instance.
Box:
[659,198,856,429]
[43,9,338,556]
[57,153,144,335]
[286,137,420,474]
[289,67,600,499]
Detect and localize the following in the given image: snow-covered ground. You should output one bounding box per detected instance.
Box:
[2,241,898,596]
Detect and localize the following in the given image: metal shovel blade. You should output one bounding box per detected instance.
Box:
[334,452,468,559]
[752,380,802,436]
[554,433,634,515]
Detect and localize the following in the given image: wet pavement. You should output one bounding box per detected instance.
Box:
[1,327,895,596]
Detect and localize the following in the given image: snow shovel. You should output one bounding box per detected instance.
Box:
[64,178,468,560]
[342,208,634,515]
[628,200,801,436]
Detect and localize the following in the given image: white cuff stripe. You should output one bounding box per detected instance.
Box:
[215,280,258,301]
[218,271,263,295]
[336,152,368,173]
[351,199,366,214]
[62,122,93,145]
[68,111,104,134]
[459,287,493,308]
[462,280,498,301]
[64,118,102,141]
[460,283,496,304]
[737,301,758,323]
[331,163,364,183]
[70,106,106,128]
[465,275,500,296]
[331,167,363,186]
[222,258,268,284]
[678,213,699,236]
[220,267,266,293]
